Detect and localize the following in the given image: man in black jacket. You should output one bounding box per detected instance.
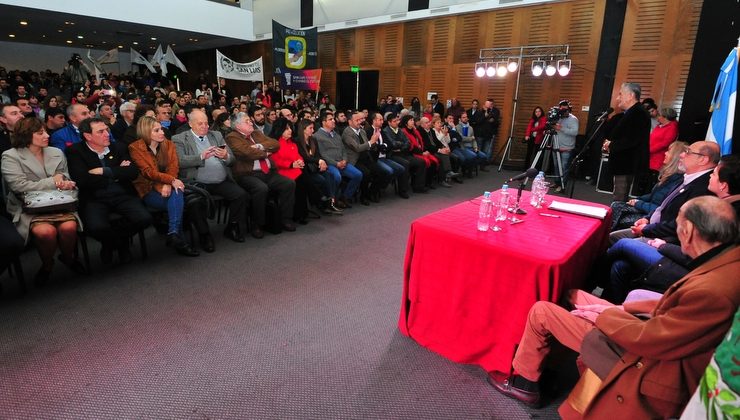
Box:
[66,117,152,264]
[602,82,651,201]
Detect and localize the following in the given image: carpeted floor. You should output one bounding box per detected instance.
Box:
[0,168,612,419]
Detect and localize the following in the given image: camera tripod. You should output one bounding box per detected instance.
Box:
[529,129,565,188]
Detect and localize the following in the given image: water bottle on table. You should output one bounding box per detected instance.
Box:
[477,191,492,231]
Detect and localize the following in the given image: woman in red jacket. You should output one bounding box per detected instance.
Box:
[523,106,547,170]
[268,118,309,223]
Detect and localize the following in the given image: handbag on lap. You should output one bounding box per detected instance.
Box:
[22,190,78,214]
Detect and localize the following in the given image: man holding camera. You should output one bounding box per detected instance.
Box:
[553,100,579,192]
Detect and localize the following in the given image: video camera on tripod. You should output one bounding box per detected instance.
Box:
[544,105,569,133]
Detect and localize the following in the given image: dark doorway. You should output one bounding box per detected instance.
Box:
[336,70,379,111]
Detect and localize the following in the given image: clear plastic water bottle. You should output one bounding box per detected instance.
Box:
[477,191,492,231]
[530,171,545,207]
[497,184,510,220]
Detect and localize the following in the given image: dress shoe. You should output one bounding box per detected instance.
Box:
[327,200,344,214]
[250,227,265,239]
[487,371,541,407]
[282,222,296,232]
[100,244,114,265]
[167,233,200,257]
[58,254,88,275]
[224,224,247,242]
[199,233,215,253]
[399,191,410,199]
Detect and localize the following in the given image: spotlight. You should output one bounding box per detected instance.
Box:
[557,59,571,76]
[486,64,496,77]
[507,58,518,73]
[496,62,508,77]
[475,62,486,78]
[545,61,557,76]
[531,60,544,77]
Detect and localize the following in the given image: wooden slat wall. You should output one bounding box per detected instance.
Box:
[180,0,702,159]
[613,0,703,118]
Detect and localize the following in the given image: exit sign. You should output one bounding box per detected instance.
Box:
[350,65,360,73]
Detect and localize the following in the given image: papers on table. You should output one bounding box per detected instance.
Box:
[548,200,608,219]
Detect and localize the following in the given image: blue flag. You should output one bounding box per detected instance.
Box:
[706,47,737,155]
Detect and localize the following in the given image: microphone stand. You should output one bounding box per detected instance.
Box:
[508,180,528,219]
[567,115,608,198]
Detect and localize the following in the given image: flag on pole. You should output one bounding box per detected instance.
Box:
[706,46,738,155]
[150,45,168,76]
[130,48,156,74]
[85,49,103,83]
[96,48,119,65]
[164,45,188,73]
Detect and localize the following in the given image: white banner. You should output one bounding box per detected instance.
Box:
[216,50,263,82]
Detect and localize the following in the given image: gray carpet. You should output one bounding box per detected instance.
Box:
[0,168,612,419]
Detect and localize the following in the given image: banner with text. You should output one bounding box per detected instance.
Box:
[216,50,263,82]
[272,20,318,77]
[279,69,322,92]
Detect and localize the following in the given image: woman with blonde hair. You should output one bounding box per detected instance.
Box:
[1,117,85,285]
[128,116,199,256]
[609,140,686,230]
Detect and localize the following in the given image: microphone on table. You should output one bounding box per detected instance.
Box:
[595,107,614,122]
[508,168,539,183]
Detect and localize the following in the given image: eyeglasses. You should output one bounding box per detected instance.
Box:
[682,147,705,157]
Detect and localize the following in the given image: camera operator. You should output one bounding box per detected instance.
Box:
[552,100,579,192]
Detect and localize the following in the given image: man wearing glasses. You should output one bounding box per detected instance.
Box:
[608,140,719,245]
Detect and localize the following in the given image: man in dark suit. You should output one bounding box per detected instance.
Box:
[66,117,152,264]
[609,140,720,245]
[602,82,652,201]
[172,109,248,247]
[342,111,382,205]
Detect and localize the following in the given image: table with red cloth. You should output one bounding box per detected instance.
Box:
[398,190,611,374]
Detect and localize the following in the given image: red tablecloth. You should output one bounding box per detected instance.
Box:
[398,190,611,373]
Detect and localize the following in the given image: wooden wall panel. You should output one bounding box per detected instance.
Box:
[614,0,703,118]
[382,24,402,65]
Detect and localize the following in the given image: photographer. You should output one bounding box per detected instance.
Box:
[552,100,579,192]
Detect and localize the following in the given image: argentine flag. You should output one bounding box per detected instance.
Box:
[706,47,737,155]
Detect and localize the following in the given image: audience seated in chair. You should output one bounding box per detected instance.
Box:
[172,109,248,246]
[227,113,296,239]
[2,117,86,285]
[128,116,199,257]
[66,117,152,265]
[609,141,685,231]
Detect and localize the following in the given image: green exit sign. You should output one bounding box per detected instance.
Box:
[350,65,360,73]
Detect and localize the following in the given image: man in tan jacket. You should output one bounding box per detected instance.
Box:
[224,112,295,239]
[488,196,739,418]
